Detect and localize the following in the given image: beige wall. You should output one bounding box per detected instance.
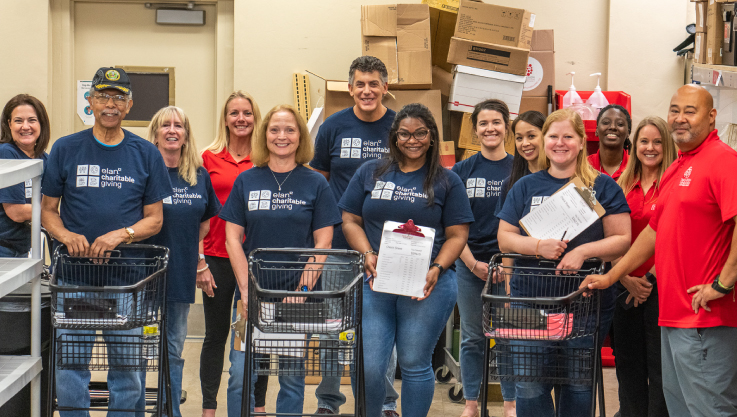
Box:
[0,2,50,109]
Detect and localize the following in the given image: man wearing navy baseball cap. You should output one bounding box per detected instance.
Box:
[42,67,171,416]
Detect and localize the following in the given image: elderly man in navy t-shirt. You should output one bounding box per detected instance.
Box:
[42,67,171,416]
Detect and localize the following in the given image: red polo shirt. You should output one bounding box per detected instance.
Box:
[588,150,629,181]
[202,149,253,257]
[626,179,658,277]
[650,130,737,328]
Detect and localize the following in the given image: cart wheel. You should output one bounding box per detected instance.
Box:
[435,366,452,383]
[448,384,464,403]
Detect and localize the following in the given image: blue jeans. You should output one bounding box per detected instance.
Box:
[0,245,26,257]
[455,260,515,402]
[316,254,398,413]
[227,306,306,417]
[56,327,145,417]
[140,302,190,416]
[514,288,615,417]
[363,270,457,417]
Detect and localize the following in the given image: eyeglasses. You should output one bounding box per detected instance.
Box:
[397,130,430,142]
[93,93,129,106]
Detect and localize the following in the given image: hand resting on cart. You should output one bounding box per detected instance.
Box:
[284,257,326,303]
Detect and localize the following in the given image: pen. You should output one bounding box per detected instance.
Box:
[561,230,568,241]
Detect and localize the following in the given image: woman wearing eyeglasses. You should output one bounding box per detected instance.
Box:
[340,103,473,417]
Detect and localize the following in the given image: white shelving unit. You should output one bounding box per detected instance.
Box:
[0,159,43,417]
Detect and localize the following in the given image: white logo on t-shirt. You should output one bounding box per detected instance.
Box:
[340,138,363,159]
[24,179,32,198]
[249,189,271,211]
[163,196,173,204]
[531,195,547,210]
[679,166,693,187]
[372,181,396,200]
[76,164,128,188]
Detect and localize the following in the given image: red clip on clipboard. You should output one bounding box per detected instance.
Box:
[392,219,425,237]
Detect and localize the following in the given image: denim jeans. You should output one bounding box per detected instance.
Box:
[315,254,398,413]
[455,260,515,402]
[56,327,145,417]
[513,288,615,417]
[139,302,190,417]
[363,270,457,417]
[0,245,26,258]
[227,306,306,417]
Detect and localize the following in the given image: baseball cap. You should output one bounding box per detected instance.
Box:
[91,67,131,95]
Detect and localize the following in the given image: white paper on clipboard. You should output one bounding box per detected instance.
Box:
[374,221,436,298]
[519,182,602,241]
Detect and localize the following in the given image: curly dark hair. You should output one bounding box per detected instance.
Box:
[375,103,446,206]
[348,56,388,85]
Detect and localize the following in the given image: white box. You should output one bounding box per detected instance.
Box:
[448,65,526,115]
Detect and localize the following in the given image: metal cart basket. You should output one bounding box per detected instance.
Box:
[47,244,172,416]
[479,254,606,417]
[238,248,364,417]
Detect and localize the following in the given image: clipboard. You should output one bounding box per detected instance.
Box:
[519,177,605,240]
[374,220,436,298]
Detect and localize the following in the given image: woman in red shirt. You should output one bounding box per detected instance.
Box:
[613,116,676,417]
[199,91,262,417]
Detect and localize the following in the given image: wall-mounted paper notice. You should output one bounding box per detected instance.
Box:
[77,80,94,126]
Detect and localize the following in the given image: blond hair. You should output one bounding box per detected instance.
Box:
[147,106,202,186]
[539,109,599,188]
[251,105,313,167]
[617,116,676,194]
[203,90,262,154]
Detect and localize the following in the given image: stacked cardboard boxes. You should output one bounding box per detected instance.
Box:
[520,30,555,115]
[706,0,722,64]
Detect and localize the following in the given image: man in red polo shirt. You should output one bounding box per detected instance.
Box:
[583,84,737,416]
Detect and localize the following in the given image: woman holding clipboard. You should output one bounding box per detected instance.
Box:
[496,109,631,417]
[339,103,473,417]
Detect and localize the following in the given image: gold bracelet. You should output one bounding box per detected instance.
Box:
[471,260,479,273]
[535,239,541,258]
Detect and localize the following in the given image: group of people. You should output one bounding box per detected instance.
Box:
[0,56,735,417]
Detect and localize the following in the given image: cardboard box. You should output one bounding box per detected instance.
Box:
[458,112,480,150]
[424,0,460,72]
[321,78,444,140]
[448,65,526,115]
[519,96,549,116]
[461,149,478,160]
[448,37,529,75]
[432,65,453,97]
[455,0,534,49]
[695,1,706,32]
[706,0,724,64]
[361,4,432,89]
[695,32,707,64]
[523,30,555,97]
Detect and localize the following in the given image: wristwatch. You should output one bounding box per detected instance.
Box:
[198,253,206,261]
[712,275,735,295]
[430,262,444,275]
[124,227,135,244]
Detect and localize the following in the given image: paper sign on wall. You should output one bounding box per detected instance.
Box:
[77,80,94,126]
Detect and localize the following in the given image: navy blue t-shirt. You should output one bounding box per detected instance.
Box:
[219,165,342,299]
[309,107,395,250]
[338,160,474,267]
[146,167,221,303]
[42,129,172,245]
[451,152,513,262]
[0,143,48,254]
[496,170,630,254]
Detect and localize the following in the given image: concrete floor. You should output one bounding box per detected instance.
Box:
[165,338,621,417]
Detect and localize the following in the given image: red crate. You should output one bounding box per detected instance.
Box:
[554,91,632,154]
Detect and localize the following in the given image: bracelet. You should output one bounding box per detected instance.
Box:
[471,260,479,272]
[197,264,209,273]
[535,239,541,258]
[364,250,378,256]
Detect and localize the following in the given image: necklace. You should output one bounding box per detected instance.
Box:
[229,146,242,157]
[270,167,296,191]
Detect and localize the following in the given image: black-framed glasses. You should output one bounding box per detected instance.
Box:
[93,93,128,106]
[397,129,430,142]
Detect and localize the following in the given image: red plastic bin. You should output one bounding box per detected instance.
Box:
[554,91,632,154]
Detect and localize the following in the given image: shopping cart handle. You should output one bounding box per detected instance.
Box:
[483,287,589,305]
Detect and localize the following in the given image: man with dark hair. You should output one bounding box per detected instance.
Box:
[584,84,737,416]
[309,56,399,416]
[42,67,171,416]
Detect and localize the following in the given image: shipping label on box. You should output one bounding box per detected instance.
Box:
[448,65,526,115]
[424,0,460,71]
[448,37,530,76]
[454,0,534,49]
[361,4,432,88]
[696,1,706,32]
[695,32,707,63]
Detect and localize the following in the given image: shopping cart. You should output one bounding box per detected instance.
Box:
[47,244,172,416]
[238,248,364,417]
[479,254,606,417]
